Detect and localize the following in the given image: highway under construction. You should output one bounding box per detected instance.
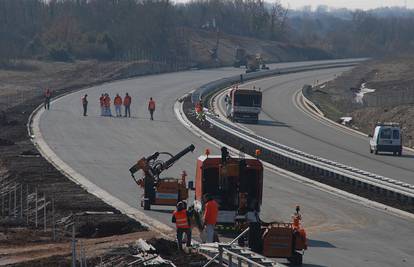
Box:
[27,59,414,266]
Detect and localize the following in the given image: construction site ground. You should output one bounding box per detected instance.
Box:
[307,56,414,147]
[0,60,210,266]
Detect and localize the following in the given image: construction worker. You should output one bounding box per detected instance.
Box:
[172,201,192,250]
[104,94,112,117]
[114,94,123,117]
[81,94,88,116]
[148,97,155,120]
[202,193,219,243]
[124,93,132,117]
[99,94,105,116]
[44,88,51,110]
[292,205,302,230]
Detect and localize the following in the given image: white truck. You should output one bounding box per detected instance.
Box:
[227,87,262,124]
[369,122,402,156]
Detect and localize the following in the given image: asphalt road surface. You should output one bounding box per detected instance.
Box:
[218,68,414,185]
[38,60,414,267]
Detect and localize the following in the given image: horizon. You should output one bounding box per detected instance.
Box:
[174,0,414,10]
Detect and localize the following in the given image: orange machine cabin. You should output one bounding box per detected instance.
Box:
[195,155,263,214]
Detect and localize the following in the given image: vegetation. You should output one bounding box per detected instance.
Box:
[0,0,413,64]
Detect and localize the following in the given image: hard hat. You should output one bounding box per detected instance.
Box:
[177,201,185,210]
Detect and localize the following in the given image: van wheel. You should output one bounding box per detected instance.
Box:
[143,199,151,210]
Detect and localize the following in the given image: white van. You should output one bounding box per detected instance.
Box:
[369,123,402,156]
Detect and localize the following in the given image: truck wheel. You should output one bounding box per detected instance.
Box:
[143,199,151,210]
[288,252,303,265]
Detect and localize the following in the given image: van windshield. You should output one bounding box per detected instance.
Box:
[393,130,400,140]
[380,128,392,139]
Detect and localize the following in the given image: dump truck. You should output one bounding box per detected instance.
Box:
[227,87,262,123]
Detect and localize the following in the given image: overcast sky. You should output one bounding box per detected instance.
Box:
[278,0,413,10]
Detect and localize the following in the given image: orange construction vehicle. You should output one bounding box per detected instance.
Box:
[129,145,195,210]
[193,147,263,231]
[192,146,307,265]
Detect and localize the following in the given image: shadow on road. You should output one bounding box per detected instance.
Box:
[307,239,336,248]
[257,119,289,127]
[375,153,414,159]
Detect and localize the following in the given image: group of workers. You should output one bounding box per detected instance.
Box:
[171,193,218,251]
[44,89,156,119]
[98,93,133,117]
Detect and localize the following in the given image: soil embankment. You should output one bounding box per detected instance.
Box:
[306,56,414,147]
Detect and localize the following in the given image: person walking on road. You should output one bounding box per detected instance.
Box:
[114,94,122,117]
[82,94,88,116]
[123,93,132,117]
[172,201,192,251]
[99,94,105,116]
[202,193,219,243]
[148,97,155,120]
[44,88,51,110]
[104,93,112,116]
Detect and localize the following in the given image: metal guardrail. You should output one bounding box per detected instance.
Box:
[191,60,366,104]
[205,113,414,201]
[191,60,414,205]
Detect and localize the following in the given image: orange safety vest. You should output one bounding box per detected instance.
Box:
[124,95,131,106]
[292,214,301,230]
[114,96,122,106]
[104,96,111,107]
[148,100,155,110]
[204,199,218,225]
[173,210,190,229]
[195,102,202,113]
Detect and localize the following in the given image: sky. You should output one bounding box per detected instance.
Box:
[278,0,413,10]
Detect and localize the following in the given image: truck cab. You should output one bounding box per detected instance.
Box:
[229,88,262,123]
[369,123,402,156]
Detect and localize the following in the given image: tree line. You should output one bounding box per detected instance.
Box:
[0,0,413,64]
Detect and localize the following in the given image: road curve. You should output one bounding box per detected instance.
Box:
[219,69,414,185]
[36,61,414,267]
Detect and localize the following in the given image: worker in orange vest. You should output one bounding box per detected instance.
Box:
[103,94,112,117]
[44,88,51,110]
[203,193,219,243]
[172,201,192,250]
[99,94,105,116]
[148,97,155,120]
[114,94,123,117]
[292,205,302,230]
[123,93,132,117]
[81,94,88,116]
